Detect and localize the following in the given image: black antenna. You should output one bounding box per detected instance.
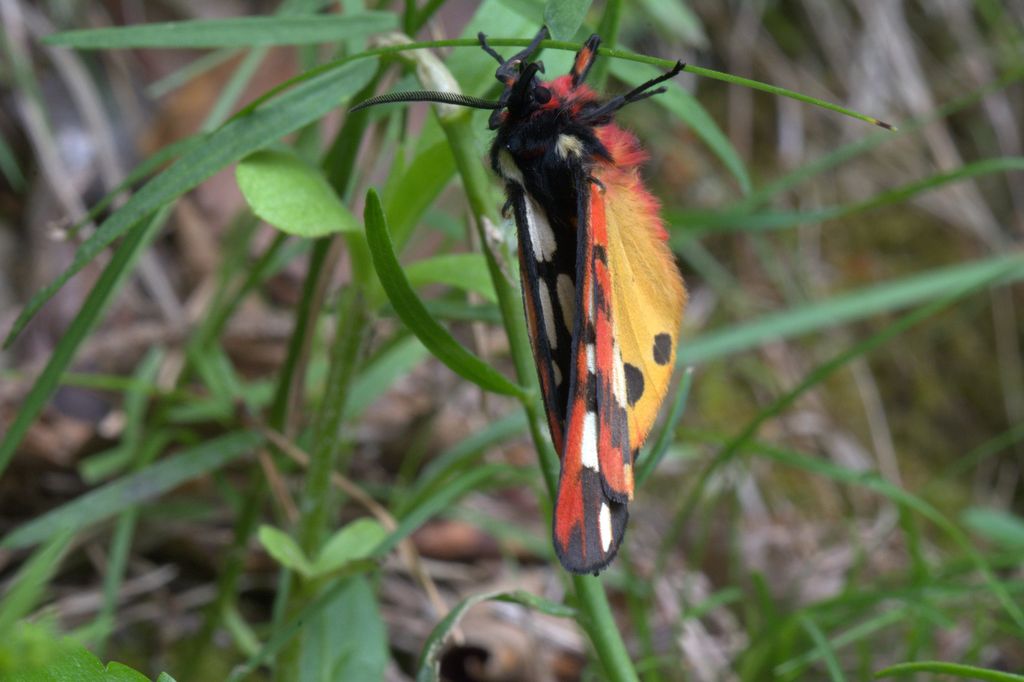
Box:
[350,91,500,113]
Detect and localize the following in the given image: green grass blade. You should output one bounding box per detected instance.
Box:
[1,431,263,550]
[147,48,241,98]
[363,188,527,398]
[595,44,893,129]
[875,662,1024,681]
[0,209,167,479]
[3,58,377,348]
[797,613,847,682]
[680,253,1024,365]
[399,412,529,516]
[0,530,73,632]
[43,13,397,49]
[343,337,431,420]
[776,610,907,676]
[672,157,1024,234]
[381,465,521,557]
[636,366,694,486]
[752,442,1024,631]
[0,134,25,190]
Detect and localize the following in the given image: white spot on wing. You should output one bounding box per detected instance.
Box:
[524,196,557,262]
[581,412,599,471]
[612,344,627,406]
[497,150,523,184]
[586,343,596,374]
[537,280,557,350]
[556,274,575,334]
[599,502,612,552]
[552,362,562,386]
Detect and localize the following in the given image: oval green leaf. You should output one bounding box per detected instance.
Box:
[258,525,313,577]
[313,518,388,576]
[237,149,357,238]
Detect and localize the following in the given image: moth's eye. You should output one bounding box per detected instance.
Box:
[535,87,552,103]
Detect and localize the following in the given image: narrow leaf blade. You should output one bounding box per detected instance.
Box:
[363,189,525,398]
[43,14,397,49]
[1,431,263,549]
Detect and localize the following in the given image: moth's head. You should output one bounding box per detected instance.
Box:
[483,27,553,129]
[347,27,556,125]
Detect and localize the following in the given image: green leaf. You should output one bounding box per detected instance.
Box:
[156,674,178,682]
[1,431,263,549]
[543,0,593,40]
[796,613,845,682]
[875,661,1024,681]
[405,253,498,302]
[609,59,751,195]
[299,578,388,682]
[417,590,575,682]
[0,623,156,682]
[258,525,314,577]
[237,149,358,237]
[43,13,397,49]
[363,188,526,398]
[962,507,1024,549]
[103,663,151,682]
[313,519,388,576]
[4,58,377,348]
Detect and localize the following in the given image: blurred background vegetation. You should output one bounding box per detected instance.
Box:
[1,1,1023,680]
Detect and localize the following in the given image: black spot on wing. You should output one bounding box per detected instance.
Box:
[653,333,672,366]
[624,363,644,405]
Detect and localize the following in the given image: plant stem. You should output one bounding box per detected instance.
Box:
[276,275,370,681]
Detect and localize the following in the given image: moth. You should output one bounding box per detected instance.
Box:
[354,27,687,574]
